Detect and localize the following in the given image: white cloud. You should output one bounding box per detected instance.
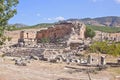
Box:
[115,0,120,3]
[47,18,52,21]
[55,16,65,21]
[36,13,41,17]
[46,16,65,21]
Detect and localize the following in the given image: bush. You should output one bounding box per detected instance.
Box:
[85,26,96,39]
[89,41,120,56]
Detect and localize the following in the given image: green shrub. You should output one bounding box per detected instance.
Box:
[89,41,120,56]
[85,26,96,39]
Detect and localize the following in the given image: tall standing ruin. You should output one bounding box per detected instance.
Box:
[36,21,86,45]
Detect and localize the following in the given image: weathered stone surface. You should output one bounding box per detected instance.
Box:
[15,59,27,66]
[101,56,106,65]
[4,48,45,57]
[71,21,86,39]
[117,58,120,64]
[87,55,92,64]
[36,23,73,43]
[94,31,120,42]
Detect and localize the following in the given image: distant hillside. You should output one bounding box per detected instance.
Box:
[12,23,28,28]
[31,23,53,28]
[67,16,120,27]
[11,23,53,30]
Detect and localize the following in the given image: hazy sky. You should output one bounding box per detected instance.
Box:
[9,0,120,25]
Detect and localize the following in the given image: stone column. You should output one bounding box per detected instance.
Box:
[20,31,24,39]
[18,31,25,47]
[26,33,29,38]
[87,55,92,64]
[66,58,70,64]
[101,56,106,65]
[117,58,120,65]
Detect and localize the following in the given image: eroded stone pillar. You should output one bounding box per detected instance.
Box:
[20,31,24,39]
[117,58,120,64]
[18,31,25,47]
[87,55,92,64]
[101,56,106,65]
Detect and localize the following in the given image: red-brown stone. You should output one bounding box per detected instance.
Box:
[36,23,74,43]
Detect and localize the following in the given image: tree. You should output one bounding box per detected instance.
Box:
[0,0,18,45]
[85,26,96,39]
[7,25,16,31]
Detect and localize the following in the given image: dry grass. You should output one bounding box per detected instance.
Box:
[107,67,120,74]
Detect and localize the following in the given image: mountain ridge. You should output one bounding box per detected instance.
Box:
[10,16,120,28]
[67,16,120,27]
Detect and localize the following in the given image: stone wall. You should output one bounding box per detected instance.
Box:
[36,23,74,43]
[94,31,120,42]
[36,22,86,43]
[17,21,86,45]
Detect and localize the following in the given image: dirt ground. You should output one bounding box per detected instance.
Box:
[0,57,120,80]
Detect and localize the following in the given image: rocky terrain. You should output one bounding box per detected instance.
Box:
[0,22,119,80]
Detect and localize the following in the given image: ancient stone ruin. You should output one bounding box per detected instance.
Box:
[36,21,86,44]
[16,21,87,50]
[36,22,73,43]
[1,21,90,66]
[17,30,36,47]
[94,31,120,42]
